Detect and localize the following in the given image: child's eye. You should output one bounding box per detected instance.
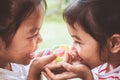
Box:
[28,33,39,39]
[74,41,82,53]
[33,33,39,38]
[74,41,82,45]
[74,41,82,48]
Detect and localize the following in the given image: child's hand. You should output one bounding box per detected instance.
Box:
[39,44,69,62]
[27,54,57,80]
[43,62,94,80]
[43,52,94,80]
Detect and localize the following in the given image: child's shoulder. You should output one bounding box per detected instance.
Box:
[0,63,27,80]
[11,63,28,77]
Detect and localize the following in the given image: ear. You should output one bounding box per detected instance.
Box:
[108,34,120,54]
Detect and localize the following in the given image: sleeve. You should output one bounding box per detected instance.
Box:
[91,67,99,80]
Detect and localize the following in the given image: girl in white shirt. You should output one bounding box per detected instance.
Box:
[0,0,57,80]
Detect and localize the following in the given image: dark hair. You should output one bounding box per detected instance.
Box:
[63,0,120,45]
[0,0,47,47]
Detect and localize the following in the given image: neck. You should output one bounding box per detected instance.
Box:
[107,53,120,71]
[0,60,12,71]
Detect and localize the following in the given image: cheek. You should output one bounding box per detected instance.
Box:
[76,46,101,67]
[13,39,38,53]
[82,44,100,60]
[28,39,38,51]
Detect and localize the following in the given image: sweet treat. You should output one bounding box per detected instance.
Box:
[53,47,65,62]
[42,44,69,62]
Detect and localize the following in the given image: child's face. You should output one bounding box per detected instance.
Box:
[68,23,103,69]
[2,6,44,65]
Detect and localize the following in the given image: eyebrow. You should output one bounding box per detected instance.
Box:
[29,27,40,34]
[71,35,81,40]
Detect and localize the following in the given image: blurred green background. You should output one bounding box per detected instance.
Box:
[39,0,73,50]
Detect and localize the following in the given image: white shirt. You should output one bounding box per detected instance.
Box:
[92,63,120,80]
[0,63,28,80]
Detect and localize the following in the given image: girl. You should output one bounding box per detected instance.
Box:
[0,0,56,80]
[43,0,120,80]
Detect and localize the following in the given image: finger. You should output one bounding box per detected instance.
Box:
[40,54,57,64]
[44,67,56,79]
[62,62,82,72]
[33,54,57,68]
[58,72,77,79]
[45,67,79,80]
[45,62,63,70]
[45,67,76,80]
[68,53,72,64]
[62,62,86,74]
[65,52,69,62]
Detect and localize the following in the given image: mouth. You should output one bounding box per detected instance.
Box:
[29,47,38,59]
[29,52,36,59]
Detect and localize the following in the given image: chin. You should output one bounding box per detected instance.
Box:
[22,59,32,65]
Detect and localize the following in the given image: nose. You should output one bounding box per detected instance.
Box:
[37,34,42,43]
[70,45,82,61]
[70,46,78,56]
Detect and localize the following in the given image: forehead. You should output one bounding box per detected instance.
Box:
[68,23,91,39]
[67,23,85,34]
[19,5,44,33]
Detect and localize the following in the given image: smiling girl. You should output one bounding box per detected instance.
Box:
[0,0,57,80]
[43,0,120,80]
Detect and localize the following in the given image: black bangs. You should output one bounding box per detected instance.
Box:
[63,0,108,44]
[63,0,120,45]
[0,0,46,48]
[63,0,90,29]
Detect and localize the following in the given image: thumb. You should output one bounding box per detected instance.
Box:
[62,62,83,72]
[62,62,90,75]
[39,54,57,64]
[30,54,57,74]
[32,54,57,68]
[62,62,73,71]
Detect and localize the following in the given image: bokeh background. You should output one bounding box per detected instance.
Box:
[39,0,73,50]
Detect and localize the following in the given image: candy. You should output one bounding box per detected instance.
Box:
[42,48,52,56]
[53,44,69,62]
[53,48,65,57]
[42,44,69,62]
[54,57,63,62]
[53,48,65,62]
